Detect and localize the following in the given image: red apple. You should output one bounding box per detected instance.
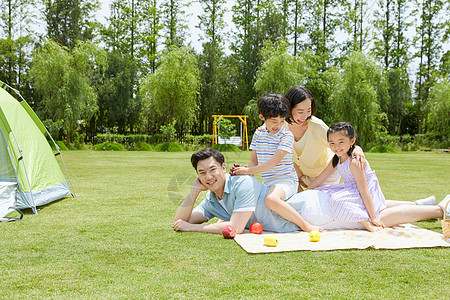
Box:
[249,222,263,234]
[222,225,236,239]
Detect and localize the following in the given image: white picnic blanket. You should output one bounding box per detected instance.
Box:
[234,224,450,253]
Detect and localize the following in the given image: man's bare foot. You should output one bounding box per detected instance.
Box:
[360,221,384,232]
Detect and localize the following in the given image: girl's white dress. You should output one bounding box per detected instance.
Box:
[316,158,386,222]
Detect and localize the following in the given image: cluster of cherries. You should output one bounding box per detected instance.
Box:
[229,163,246,176]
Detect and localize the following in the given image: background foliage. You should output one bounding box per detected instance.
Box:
[0,0,448,149]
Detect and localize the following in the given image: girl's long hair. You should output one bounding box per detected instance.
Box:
[327,122,356,168]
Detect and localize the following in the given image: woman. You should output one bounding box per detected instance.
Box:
[284,86,365,189]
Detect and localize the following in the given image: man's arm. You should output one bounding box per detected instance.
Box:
[173,178,207,223]
[172,211,253,234]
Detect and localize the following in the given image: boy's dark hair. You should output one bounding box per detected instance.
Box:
[258,94,290,120]
[191,148,225,170]
[284,85,317,124]
[327,122,356,168]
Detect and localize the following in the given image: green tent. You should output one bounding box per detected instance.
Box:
[0,82,74,220]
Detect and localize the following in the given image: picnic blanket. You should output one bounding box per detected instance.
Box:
[234,224,450,253]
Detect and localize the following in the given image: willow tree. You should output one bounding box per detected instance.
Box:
[330,51,383,148]
[29,40,106,143]
[140,46,200,135]
[425,81,449,135]
[253,39,305,96]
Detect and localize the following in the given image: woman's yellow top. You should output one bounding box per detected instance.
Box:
[289,116,334,177]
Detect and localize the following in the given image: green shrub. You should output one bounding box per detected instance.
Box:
[95,142,126,151]
[212,144,241,152]
[183,134,213,146]
[159,124,176,142]
[149,134,164,144]
[372,132,449,151]
[182,144,204,151]
[73,132,86,149]
[155,142,183,152]
[138,142,153,151]
[95,134,165,148]
[369,145,397,153]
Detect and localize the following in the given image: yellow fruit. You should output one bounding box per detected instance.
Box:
[264,235,279,247]
[309,230,321,242]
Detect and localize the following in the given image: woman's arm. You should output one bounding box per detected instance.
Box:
[352,146,367,170]
[293,163,307,190]
[307,160,336,189]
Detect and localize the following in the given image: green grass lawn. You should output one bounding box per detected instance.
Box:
[1,151,449,299]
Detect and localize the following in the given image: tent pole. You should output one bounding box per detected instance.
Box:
[48,134,77,198]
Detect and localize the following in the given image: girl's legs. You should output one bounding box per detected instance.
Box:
[379,205,443,228]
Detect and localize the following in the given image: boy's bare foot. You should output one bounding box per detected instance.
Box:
[302,224,324,233]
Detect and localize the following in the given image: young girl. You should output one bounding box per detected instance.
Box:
[307,122,386,232]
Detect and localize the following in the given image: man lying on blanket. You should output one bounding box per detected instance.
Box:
[172,148,448,234]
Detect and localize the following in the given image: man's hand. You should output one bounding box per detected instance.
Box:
[193,177,207,192]
[172,219,192,231]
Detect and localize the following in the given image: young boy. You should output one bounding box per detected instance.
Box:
[234,94,323,232]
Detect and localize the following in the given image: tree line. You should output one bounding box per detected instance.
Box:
[0,0,448,148]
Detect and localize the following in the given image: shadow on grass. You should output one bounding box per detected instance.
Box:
[20,195,72,215]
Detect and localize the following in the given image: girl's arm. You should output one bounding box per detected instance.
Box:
[234,149,287,176]
[307,160,336,189]
[349,160,385,228]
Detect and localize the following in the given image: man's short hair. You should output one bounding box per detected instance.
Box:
[191,148,225,170]
[258,94,290,120]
